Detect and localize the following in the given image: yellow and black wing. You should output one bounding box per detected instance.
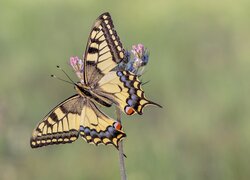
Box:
[81,13,161,115]
[83,12,125,86]
[94,71,162,115]
[30,95,125,148]
[79,99,126,148]
[30,95,82,148]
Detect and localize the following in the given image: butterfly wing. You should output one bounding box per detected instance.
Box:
[79,99,126,148]
[30,95,83,148]
[83,12,125,86]
[30,95,126,148]
[94,71,162,116]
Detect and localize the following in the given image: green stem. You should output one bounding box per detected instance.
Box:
[116,107,127,180]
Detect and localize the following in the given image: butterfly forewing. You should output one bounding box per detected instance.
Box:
[83,12,125,86]
[30,95,82,148]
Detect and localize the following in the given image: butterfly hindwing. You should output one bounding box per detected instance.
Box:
[30,95,82,148]
[83,12,125,85]
[94,71,162,115]
[79,99,126,148]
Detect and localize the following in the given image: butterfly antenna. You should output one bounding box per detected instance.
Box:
[51,74,74,85]
[56,65,75,84]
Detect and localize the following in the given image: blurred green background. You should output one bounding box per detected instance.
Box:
[1,0,250,179]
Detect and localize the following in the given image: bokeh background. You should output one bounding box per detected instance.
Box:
[1,0,250,179]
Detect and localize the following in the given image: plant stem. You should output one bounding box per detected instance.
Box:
[116,107,127,180]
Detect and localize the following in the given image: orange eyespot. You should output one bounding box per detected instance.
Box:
[114,122,122,130]
[125,106,135,115]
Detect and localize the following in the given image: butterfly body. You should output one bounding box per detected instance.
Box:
[30,12,161,149]
[74,82,112,107]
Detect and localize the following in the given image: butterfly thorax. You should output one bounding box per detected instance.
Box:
[74,83,112,108]
[74,83,92,97]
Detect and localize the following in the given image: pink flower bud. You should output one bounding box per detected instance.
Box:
[70,56,79,67]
